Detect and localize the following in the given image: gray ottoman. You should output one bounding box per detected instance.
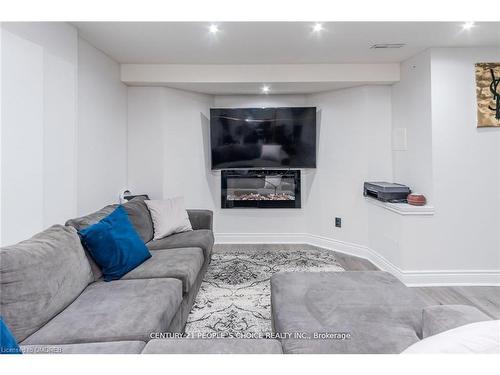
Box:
[271,271,427,354]
[142,339,283,354]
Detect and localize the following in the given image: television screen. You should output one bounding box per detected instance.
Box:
[210,107,316,169]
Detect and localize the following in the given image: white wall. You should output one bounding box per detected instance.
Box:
[121,63,400,86]
[128,91,310,233]
[371,47,500,284]
[128,86,214,207]
[77,38,127,215]
[309,49,499,283]
[127,87,167,200]
[1,23,77,245]
[214,94,307,108]
[391,50,434,202]
[128,89,311,234]
[367,50,436,274]
[128,73,498,284]
[127,89,393,238]
[426,48,500,272]
[0,23,3,245]
[306,86,394,245]
[0,23,128,245]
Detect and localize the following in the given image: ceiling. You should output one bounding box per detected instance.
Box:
[74,22,500,64]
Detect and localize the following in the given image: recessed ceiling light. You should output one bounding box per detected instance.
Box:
[462,21,475,30]
[312,23,323,33]
[261,85,270,94]
[209,24,219,34]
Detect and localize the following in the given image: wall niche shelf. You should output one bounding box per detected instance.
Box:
[365,197,435,216]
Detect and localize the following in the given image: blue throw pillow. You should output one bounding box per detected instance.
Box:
[0,318,21,354]
[79,206,152,281]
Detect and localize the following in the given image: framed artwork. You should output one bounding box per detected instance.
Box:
[475,62,500,128]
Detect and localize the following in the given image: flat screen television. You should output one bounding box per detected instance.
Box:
[210,107,317,169]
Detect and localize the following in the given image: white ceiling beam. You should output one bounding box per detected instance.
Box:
[121,64,400,85]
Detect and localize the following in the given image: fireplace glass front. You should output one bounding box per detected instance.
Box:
[221,170,301,208]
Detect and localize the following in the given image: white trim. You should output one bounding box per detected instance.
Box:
[216,232,310,244]
[121,63,400,85]
[214,232,500,286]
[307,233,403,275]
[399,270,500,287]
[365,197,435,215]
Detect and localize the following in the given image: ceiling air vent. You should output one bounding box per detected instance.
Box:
[370,43,406,49]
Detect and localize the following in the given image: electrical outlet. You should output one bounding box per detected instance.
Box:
[335,217,342,228]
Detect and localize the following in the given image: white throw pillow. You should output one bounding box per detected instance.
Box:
[145,197,193,240]
[402,320,500,354]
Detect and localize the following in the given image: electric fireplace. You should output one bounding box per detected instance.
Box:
[221,170,301,209]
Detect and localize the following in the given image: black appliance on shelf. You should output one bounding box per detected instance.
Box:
[363,182,411,203]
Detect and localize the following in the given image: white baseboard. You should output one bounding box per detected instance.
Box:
[216,232,310,244]
[395,270,500,287]
[215,232,500,286]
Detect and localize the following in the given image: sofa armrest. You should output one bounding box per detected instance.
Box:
[187,209,213,231]
[422,305,491,338]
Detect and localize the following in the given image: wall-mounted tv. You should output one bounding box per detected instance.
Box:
[210,107,317,169]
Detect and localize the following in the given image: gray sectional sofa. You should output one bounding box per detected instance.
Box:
[0,197,215,353]
[0,198,493,354]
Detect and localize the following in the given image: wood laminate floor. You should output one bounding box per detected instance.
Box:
[214,243,500,319]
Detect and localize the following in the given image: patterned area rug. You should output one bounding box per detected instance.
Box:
[185,248,345,337]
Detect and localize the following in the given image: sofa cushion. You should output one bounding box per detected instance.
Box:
[21,341,145,354]
[271,271,427,354]
[122,197,154,243]
[79,206,152,282]
[422,305,491,338]
[21,278,182,345]
[186,210,213,231]
[147,229,214,261]
[122,248,204,293]
[0,225,93,343]
[66,204,118,280]
[142,339,283,354]
[66,204,118,231]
